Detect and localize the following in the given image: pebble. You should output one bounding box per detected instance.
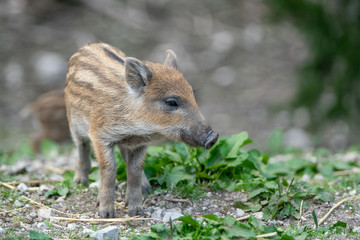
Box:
[151,208,163,221]
[162,209,183,223]
[14,200,23,207]
[17,183,29,192]
[90,181,100,189]
[206,192,212,197]
[38,208,54,219]
[90,226,119,240]
[314,174,324,181]
[36,222,48,230]
[68,223,77,231]
[83,227,95,236]
[0,227,5,234]
[353,226,360,233]
[302,174,311,182]
[80,215,90,219]
[235,208,245,218]
[349,189,357,196]
[184,207,193,215]
[254,212,263,219]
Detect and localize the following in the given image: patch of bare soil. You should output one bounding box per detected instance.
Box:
[1,151,359,239]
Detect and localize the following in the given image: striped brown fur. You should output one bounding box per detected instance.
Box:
[64,43,218,218]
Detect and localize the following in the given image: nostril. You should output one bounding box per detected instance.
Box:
[204,132,219,149]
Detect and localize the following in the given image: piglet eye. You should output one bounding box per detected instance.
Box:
[165,98,179,107]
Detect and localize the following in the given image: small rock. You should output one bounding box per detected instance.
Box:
[38,208,54,219]
[83,227,95,236]
[184,207,193,215]
[0,227,5,234]
[206,192,212,197]
[158,201,166,208]
[90,226,119,240]
[80,215,90,219]
[235,209,245,218]
[349,190,357,196]
[56,198,65,203]
[254,212,263,219]
[39,185,51,192]
[151,208,163,221]
[17,183,28,192]
[162,209,183,223]
[14,200,23,207]
[36,222,48,230]
[90,181,100,189]
[8,161,29,175]
[302,174,311,182]
[314,174,324,181]
[68,223,77,231]
[353,226,360,233]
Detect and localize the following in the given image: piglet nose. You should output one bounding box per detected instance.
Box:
[204,130,219,150]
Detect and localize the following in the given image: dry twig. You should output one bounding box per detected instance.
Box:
[6,180,59,185]
[297,199,304,228]
[317,194,360,227]
[164,197,192,205]
[51,216,150,222]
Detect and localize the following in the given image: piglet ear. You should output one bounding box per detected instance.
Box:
[125,57,152,91]
[164,50,177,69]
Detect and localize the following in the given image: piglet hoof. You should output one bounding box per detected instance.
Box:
[73,177,88,185]
[128,208,144,217]
[99,206,115,218]
[142,182,152,195]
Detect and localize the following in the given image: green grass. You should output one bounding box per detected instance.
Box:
[1,132,360,239]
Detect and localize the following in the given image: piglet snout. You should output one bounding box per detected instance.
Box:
[204,130,219,149]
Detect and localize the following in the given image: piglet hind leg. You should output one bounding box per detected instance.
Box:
[92,139,117,218]
[120,146,147,217]
[73,140,91,185]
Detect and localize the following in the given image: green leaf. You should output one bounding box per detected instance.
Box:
[312,210,318,228]
[44,189,58,199]
[264,181,278,189]
[332,221,347,228]
[202,214,221,222]
[165,165,194,188]
[58,187,69,196]
[223,216,236,226]
[226,132,249,158]
[248,188,269,199]
[178,214,199,227]
[248,215,265,231]
[29,230,52,240]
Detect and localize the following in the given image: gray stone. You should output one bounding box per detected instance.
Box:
[254,212,263,219]
[151,208,163,221]
[17,183,28,192]
[38,208,54,219]
[90,226,119,240]
[235,208,245,218]
[14,200,23,207]
[67,223,77,231]
[0,227,5,234]
[36,222,48,230]
[82,227,95,236]
[162,209,183,223]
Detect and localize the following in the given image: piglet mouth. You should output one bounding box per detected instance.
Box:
[203,130,219,149]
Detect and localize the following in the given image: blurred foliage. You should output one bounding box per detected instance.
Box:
[268,0,360,124]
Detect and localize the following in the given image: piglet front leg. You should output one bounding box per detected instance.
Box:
[92,138,117,218]
[120,146,147,217]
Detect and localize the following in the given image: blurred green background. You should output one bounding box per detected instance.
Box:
[0,0,359,152]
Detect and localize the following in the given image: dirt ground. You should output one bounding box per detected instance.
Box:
[1,150,359,239]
